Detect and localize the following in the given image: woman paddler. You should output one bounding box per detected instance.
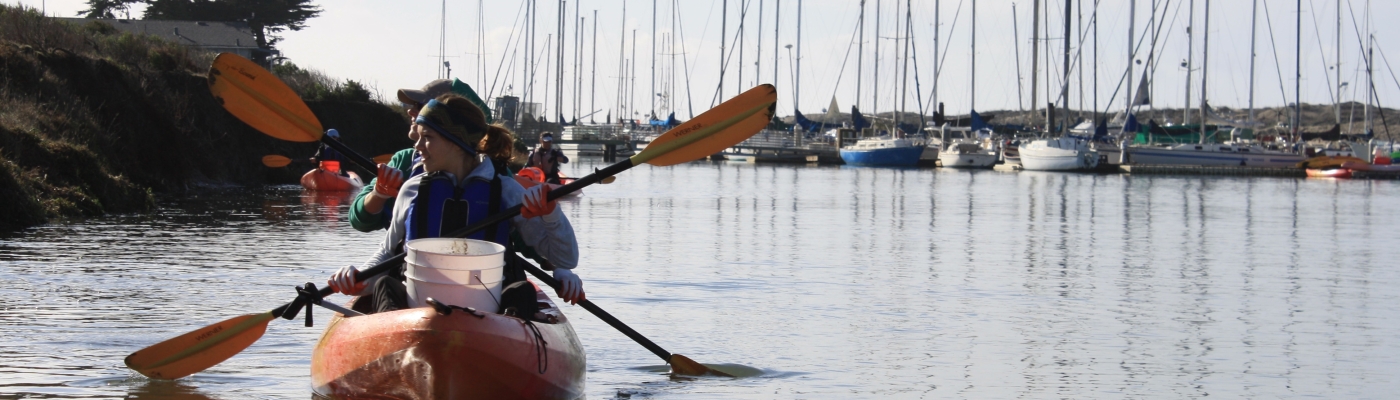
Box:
[326,94,585,312]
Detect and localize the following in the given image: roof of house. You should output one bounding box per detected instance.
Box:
[54,18,266,51]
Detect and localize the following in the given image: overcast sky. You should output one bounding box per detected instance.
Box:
[14,0,1400,122]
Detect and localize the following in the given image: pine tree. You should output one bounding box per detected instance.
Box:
[142,0,321,49]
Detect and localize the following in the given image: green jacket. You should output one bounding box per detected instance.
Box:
[348,148,415,232]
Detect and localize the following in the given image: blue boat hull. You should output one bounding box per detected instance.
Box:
[839,145,926,166]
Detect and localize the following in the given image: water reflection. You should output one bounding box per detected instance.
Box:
[1,163,1398,398]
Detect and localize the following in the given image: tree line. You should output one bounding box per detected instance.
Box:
[79,0,320,49]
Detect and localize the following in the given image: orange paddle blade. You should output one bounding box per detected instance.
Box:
[208,53,323,143]
[372,154,393,164]
[671,354,735,377]
[637,84,776,166]
[262,155,292,168]
[125,312,275,380]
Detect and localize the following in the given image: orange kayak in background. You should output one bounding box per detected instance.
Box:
[300,169,364,192]
[1305,168,1352,178]
[310,284,586,399]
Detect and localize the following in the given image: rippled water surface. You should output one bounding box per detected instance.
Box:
[2,158,1399,399]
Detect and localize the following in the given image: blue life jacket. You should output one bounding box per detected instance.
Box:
[409,152,425,177]
[404,171,512,246]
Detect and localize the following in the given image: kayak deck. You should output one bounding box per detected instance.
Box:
[301,169,364,192]
[311,283,586,399]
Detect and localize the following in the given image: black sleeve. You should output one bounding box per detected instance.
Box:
[555,149,569,164]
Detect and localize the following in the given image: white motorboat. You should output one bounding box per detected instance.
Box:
[1019,137,1100,171]
[936,126,998,169]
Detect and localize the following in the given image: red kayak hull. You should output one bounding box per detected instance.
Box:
[300,169,364,192]
[310,285,586,400]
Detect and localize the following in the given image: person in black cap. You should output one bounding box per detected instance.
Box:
[527,132,569,184]
[349,79,454,233]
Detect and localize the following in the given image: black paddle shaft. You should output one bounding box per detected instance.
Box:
[268,158,637,317]
[509,254,674,362]
[319,135,379,176]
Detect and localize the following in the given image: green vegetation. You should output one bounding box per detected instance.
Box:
[0,4,409,231]
[272,62,375,103]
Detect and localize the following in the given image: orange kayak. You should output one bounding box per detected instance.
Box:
[1305,168,1352,178]
[310,283,586,399]
[300,169,364,192]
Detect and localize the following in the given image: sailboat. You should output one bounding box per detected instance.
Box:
[838,0,925,167]
[937,111,999,168]
[1122,0,1304,168]
[1019,0,1098,171]
[936,0,997,169]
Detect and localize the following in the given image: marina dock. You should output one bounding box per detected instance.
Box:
[1118,165,1306,177]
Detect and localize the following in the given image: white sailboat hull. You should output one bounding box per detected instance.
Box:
[938,153,998,168]
[1018,138,1100,171]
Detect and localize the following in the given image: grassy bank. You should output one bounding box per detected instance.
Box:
[0,5,411,231]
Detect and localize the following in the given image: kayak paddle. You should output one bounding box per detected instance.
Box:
[208,53,375,175]
[261,155,292,168]
[262,154,392,168]
[128,53,774,380]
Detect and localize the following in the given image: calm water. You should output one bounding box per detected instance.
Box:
[1,158,1398,399]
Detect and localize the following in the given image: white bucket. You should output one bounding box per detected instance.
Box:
[403,238,506,311]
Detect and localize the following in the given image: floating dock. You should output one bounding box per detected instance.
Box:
[1119,165,1305,177]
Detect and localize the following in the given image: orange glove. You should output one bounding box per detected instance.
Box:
[521,184,556,219]
[372,163,404,199]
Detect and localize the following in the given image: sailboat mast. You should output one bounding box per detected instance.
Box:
[1335,0,1342,124]
[439,0,446,79]
[575,6,581,119]
[1013,3,1023,111]
[971,0,976,110]
[1293,0,1300,141]
[479,0,485,93]
[720,0,727,100]
[774,0,779,88]
[858,0,864,110]
[1126,0,1134,115]
[1061,0,1070,134]
[901,0,911,129]
[797,0,802,107]
[631,29,637,119]
[1077,0,1084,120]
[1030,0,1039,115]
[1148,0,1156,114]
[1200,0,1209,143]
[933,0,938,116]
[591,9,597,123]
[618,2,626,122]
[875,0,881,117]
[1184,0,1193,124]
[1248,0,1257,125]
[738,0,745,97]
[757,0,763,88]
[557,0,564,122]
[651,0,656,117]
[1364,0,1372,136]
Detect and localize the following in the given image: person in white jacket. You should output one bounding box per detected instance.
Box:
[327,94,584,312]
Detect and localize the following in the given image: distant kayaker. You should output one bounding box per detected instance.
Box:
[328,93,585,311]
[311,129,348,176]
[349,79,454,233]
[527,132,569,183]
